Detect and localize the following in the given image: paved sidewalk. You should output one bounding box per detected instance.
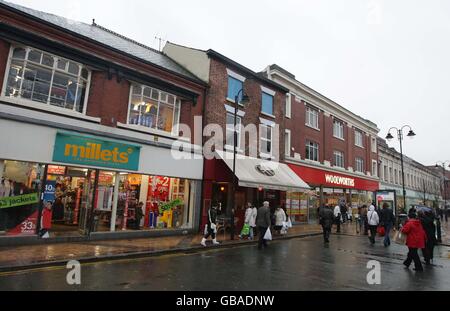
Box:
[0,224,323,271]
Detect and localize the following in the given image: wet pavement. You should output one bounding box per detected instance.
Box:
[0,234,449,291]
[0,224,323,270]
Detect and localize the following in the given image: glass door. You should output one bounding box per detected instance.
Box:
[78,169,97,235]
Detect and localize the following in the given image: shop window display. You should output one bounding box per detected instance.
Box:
[114,174,193,231]
[286,191,318,223]
[0,160,44,236]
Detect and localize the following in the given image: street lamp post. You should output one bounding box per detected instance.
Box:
[230,89,249,240]
[386,125,416,212]
[435,161,450,211]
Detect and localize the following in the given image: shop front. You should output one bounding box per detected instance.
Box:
[202,151,310,234]
[0,119,203,242]
[287,163,379,223]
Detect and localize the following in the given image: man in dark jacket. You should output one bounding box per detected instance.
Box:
[419,210,436,265]
[379,202,395,247]
[319,205,334,243]
[256,201,272,250]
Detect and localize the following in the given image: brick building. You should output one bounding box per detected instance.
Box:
[0,1,208,244]
[262,65,380,222]
[164,43,310,231]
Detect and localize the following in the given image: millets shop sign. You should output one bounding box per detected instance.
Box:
[52,132,141,171]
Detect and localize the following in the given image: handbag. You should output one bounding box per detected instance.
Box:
[263,228,272,241]
[393,230,406,245]
[377,226,385,237]
[240,224,250,236]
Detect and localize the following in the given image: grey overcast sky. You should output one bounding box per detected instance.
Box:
[8,0,450,166]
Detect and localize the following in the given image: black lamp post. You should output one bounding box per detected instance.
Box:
[435,161,450,211]
[230,89,250,240]
[386,125,416,212]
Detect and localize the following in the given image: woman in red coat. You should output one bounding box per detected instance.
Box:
[401,209,427,272]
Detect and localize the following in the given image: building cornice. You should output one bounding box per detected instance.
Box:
[268,68,379,135]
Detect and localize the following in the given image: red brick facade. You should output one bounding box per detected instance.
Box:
[287,97,378,176]
[205,58,286,159]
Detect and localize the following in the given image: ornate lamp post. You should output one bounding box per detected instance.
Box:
[385,125,416,211]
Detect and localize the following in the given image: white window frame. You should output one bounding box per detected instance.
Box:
[355,129,364,148]
[333,150,345,168]
[285,93,291,119]
[371,137,377,153]
[285,129,291,157]
[355,157,364,173]
[372,160,378,177]
[305,106,319,130]
[306,140,319,162]
[225,112,242,150]
[2,44,91,116]
[333,119,344,140]
[126,83,182,136]
[259,123,273,157]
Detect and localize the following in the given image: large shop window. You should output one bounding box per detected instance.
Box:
[4,46,90,113]
[128,84,181,135]
[109,174,195,232]
[0,160,44,236]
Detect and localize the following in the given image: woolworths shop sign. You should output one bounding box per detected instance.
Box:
[52,132,141,171]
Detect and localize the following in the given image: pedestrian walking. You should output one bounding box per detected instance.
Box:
[333,204,341,233]
[256,201,272,250]
[418,210,436,265]
[367,205,380,245]
[240,203,255,240]
[379,202,395,247]
[319,205,334,243]
[402,209,427,272]
[273,206,286,235]
[360,204,368,235]
[201,202,220,247]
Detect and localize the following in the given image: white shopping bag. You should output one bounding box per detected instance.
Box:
[287,218,293,228]
[263,228,272,241]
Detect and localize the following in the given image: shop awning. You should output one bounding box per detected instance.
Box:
[216,151,311,192]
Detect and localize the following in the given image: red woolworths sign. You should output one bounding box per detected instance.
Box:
[287,164,379,192]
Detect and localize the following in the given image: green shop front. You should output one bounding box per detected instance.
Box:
[0,121,203,243]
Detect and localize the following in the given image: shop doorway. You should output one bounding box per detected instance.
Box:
[44,165,96,236]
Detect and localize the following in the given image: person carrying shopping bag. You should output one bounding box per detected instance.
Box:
[240,203,255,240]
[201,202,220,247]
[367,205,380,245]
[274,206,287,235]
[256,201,272,250]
